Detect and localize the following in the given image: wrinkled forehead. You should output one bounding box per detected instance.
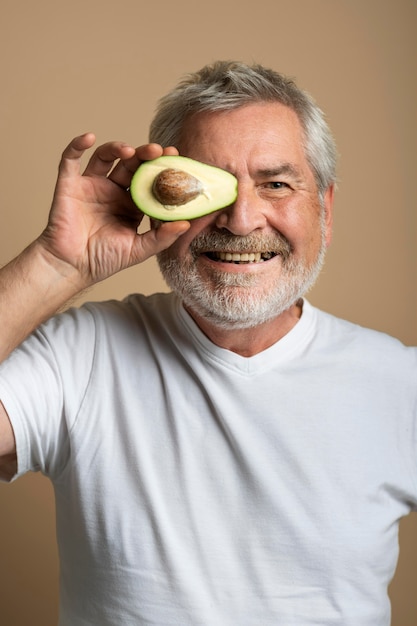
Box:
[177,103,310,177]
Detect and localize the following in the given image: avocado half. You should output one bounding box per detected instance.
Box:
[130,155,238,221]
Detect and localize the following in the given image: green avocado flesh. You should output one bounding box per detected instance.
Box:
[130,155,238,221]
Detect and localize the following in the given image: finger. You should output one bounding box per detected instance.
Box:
[83,141,136,178]
[107,151,143,189]
[133,142,163,162]
[132,221,191,263]
[162,146,180,157]
[58,133,96,177]
[134,144,180,160]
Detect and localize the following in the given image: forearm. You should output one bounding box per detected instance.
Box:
[0,240,87,362]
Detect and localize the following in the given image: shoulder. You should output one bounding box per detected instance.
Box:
[306,301,417,372]
[41,292,179,336]
[82,291,177,320]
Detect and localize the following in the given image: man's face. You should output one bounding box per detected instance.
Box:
[157,102,334,329]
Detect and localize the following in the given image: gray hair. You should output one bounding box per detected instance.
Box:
[149,60,337,199]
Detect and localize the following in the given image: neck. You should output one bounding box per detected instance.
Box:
[184,300,303,357]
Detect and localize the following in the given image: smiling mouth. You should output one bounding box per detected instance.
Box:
[206,251,277,264]
[190,232,292,265]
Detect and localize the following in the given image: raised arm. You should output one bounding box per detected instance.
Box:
[0,133,190,363]
[0,134,190,478]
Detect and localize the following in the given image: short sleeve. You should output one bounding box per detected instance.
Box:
[0,306,97,479]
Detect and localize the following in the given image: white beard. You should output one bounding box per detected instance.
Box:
[157,220,327,330]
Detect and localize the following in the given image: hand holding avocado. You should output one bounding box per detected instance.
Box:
[38,135,191,289]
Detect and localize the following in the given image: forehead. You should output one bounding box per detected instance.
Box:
[177,102,308,173]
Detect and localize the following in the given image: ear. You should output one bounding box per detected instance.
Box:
[322,185,335,247]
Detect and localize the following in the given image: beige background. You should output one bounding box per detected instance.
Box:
[0,0,416,624]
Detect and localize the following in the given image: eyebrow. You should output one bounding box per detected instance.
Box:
[255,163,302,180]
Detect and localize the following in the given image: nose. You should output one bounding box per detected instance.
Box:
[214,182,267,235]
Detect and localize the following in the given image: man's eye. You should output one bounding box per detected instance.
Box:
[266,181,288,189]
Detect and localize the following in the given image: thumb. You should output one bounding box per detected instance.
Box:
[132,221,191,264]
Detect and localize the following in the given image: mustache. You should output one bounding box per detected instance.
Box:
[189,231,293,260]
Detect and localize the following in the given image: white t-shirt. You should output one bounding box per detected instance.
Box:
[0,294,416,625]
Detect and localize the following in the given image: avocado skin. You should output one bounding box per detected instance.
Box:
[130,155,238,221]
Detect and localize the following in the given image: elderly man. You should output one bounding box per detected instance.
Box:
[0,61,415,625]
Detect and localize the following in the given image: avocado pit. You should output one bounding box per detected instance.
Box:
[152,168,204,206]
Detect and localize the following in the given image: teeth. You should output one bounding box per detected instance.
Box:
[215,251,265,263]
